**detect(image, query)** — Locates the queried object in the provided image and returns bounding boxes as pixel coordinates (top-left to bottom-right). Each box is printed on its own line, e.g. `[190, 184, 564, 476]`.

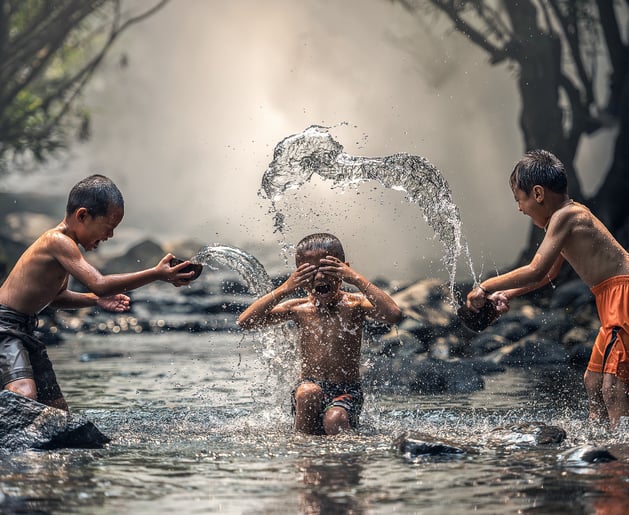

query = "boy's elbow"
[527, 267, 550, 284]
[386, 307, 404, 325]
[87, 279, 109, 297]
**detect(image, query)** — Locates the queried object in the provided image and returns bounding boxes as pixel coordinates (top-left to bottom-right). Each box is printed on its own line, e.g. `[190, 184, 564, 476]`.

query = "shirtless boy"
[467, 150, 629, 430]
[237, 233, 402, 435]
[0, 174, 197, 411]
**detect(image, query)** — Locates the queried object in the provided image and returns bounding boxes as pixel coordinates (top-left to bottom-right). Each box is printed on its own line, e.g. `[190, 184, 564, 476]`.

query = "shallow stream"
[2, 330, 628, 514]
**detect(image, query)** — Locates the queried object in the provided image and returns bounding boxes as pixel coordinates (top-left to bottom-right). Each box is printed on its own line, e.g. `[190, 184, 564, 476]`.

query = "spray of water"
[191, 244, 299, 401]
[192, 245, 274, 295]
[260, 125, 477, 304]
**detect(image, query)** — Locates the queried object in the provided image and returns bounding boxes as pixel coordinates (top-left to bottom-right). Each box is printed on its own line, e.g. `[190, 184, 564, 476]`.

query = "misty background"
[0, 0, 616, 284]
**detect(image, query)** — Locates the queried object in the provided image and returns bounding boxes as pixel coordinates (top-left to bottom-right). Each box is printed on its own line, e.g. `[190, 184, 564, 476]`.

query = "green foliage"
[0, 0, 169, 174]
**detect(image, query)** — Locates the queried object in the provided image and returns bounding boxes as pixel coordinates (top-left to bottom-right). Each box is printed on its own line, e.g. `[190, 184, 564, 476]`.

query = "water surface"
[2, 331, 628, 514]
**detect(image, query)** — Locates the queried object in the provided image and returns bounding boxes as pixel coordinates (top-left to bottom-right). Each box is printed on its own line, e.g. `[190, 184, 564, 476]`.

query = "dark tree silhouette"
[396, 0, 629, 264]
[0, 0, 169, 173]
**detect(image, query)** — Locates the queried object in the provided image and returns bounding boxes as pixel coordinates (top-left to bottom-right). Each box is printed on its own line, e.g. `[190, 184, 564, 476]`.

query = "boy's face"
[512, 186, 546, 229]
[297, 248, 343, 303]
[76, 205, 124, 251]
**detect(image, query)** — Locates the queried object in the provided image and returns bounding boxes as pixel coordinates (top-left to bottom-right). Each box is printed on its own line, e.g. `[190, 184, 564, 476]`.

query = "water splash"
[191, 245, 274, 296]
[260, 125, 477, 304]
[191, 244, 299, 396]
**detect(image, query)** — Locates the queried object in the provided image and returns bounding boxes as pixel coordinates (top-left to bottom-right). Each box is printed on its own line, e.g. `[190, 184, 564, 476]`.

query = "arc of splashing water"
[259, 125, 477, 305]
[191, 245, 274, 296]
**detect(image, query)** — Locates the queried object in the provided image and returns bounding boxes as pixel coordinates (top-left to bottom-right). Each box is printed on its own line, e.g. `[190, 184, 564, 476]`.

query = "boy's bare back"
[0, 226, 89, 315]
[545, 201, 629, 287]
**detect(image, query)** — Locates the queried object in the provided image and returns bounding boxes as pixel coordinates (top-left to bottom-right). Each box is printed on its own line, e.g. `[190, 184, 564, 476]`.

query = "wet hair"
[295, 233, 345, 264]
[66, 174, 124, 217]
[509, 149, 568, 195]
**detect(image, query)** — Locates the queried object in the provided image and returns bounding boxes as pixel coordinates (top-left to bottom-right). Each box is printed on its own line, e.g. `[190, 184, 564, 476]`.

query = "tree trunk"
[503, 1, 587, 265]
[591, 64, 629, 249]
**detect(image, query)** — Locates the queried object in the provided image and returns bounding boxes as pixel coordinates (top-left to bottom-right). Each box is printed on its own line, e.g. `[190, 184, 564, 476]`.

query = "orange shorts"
[587, 275, 629, 383]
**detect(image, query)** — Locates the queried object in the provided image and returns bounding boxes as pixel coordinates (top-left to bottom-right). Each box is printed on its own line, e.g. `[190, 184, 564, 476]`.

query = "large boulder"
[0, 391, 110, 452]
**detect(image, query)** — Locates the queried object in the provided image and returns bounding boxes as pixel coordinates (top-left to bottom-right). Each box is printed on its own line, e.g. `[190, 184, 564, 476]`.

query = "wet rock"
[485, 335, 570, 367]
[561, 326, 596, 347]
[377, 329, 427, 357]
[392, 279, 455, 335]
[102, 239, 165, 274]
[550, 280, 594, 309]
[534, 310, 572, 341]
[469, 333, 511, 356]
[487, 421, 566, 447]
[568, 343, 593, 367]
[468, 358, 506, 375]
[79, 352, 124, 362]
[558, 445, 617, 465]
[395, 431, 465, 459]
[489, 317, 540, 342]
[457, 300, 499, 332]
[405, 357, 484, 394]
[0, 390, 110, 452]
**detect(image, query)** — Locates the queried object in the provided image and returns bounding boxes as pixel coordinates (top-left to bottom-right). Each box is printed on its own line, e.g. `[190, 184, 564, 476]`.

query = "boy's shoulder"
[24, 225, 80, 261]
[33, 225, 74, 247]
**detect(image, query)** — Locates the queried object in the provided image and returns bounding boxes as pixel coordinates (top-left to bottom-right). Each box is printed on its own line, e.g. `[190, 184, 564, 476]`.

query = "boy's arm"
[468, 210, 571, 309]
[51, 232, 195, 296]
[319, 257, 403, 324]
[237, 263, 316, 329]
[498, 254, 565, 300]
[50, 290, 130, 312]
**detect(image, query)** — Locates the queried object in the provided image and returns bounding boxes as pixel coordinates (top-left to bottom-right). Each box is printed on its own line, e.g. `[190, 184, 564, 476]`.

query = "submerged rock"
[0, 390, 110, 452]
[558, 445, 618, 465]
[79, 352, 124, 362]
[487, 421, 566, 447]
[395, 431, 465, 459]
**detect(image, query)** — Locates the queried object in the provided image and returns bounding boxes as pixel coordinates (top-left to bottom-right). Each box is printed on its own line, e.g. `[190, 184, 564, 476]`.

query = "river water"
[2, 329, 628, 514]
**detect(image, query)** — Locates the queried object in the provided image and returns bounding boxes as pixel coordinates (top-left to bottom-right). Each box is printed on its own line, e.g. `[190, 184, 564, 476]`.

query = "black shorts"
[291, 378, 364, 431]
[0, 304, 62, 403]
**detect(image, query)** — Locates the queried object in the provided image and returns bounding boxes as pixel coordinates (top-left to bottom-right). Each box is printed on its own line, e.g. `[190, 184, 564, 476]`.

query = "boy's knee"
[601, 376, 629, 404]
[5, 378, 37, 400]
[584, 370, 602, 392]
[295, 382, 323, 404]
[323, 407, 350, 434]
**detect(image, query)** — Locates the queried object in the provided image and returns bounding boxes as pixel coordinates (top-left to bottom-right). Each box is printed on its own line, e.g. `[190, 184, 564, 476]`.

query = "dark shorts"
[0, 304, 63, 403]
[291, 378, 364, 431]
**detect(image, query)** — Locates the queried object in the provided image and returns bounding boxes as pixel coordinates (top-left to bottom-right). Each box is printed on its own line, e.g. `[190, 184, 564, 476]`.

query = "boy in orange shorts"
[466, 150, 629, 430]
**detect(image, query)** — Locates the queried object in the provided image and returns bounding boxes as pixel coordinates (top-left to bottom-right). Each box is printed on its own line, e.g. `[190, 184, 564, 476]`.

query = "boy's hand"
[97, 294, 131, 312]
[489, 291, 510, 314]
[319, 256, 354, 282]
[285, 263, 316, 293]
[466, 287, 487, 312]
[157, 254, 197, 286]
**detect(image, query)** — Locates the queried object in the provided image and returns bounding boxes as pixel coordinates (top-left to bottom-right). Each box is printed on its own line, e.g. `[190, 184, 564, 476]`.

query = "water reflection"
[0, 449, 106, 513]
[297, 455, 365, 514]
